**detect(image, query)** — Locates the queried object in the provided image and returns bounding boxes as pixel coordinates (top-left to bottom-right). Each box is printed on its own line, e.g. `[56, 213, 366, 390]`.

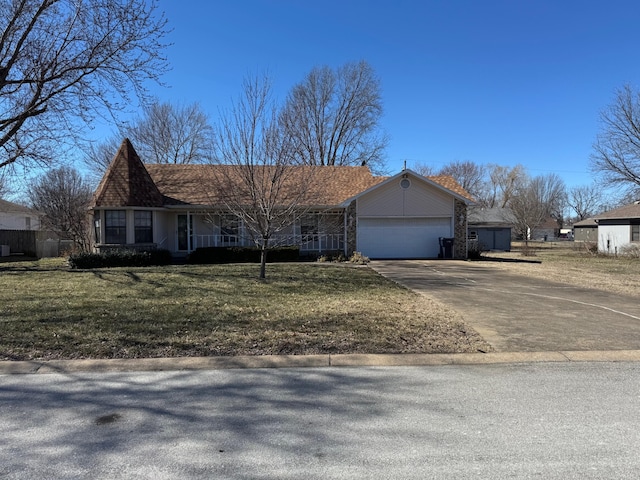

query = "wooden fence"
[0, 230, 74, 258]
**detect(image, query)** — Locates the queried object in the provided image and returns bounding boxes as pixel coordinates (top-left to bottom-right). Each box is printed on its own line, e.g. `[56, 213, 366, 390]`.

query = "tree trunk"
[259, 243, 267, 279]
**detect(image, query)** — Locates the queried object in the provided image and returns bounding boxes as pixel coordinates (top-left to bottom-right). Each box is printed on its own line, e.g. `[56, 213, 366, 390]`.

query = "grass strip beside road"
[0, 260, 490, 360]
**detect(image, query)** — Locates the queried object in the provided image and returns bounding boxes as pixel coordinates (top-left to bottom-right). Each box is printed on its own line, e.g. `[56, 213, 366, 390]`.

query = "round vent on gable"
[400, 178, 411, 189]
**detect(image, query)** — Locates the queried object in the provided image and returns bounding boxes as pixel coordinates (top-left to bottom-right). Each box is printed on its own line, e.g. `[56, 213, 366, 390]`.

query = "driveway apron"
[370, 260, 640, 352]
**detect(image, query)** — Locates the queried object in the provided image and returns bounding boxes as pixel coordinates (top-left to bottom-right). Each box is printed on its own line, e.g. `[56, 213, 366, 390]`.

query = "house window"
[134, 211, 153, 243]
[105, 210, 126, 244]
[632, 225, 639, 242]
[221, 215, 239, 245]
[25, 217, 31, 230]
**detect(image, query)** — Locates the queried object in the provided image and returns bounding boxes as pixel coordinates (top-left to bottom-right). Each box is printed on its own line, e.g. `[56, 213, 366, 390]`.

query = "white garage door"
[357, 217, 452, 259]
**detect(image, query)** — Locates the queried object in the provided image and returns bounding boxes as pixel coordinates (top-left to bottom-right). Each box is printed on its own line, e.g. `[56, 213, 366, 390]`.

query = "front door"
[177, 214, 193, 251]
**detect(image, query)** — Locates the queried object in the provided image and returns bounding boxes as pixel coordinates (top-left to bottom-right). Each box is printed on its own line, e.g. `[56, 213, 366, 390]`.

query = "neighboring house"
[530, 217, 559, 241]
[573, 218, 598, 243]
[467, 207, 513, 251]
[593, 202, 640, 255]
[89, 139, 475, 259]
[0, 199, 41, 230]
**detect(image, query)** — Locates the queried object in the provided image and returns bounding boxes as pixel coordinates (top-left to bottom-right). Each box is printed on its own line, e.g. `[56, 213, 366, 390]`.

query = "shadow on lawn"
[0, 261, 65, 273]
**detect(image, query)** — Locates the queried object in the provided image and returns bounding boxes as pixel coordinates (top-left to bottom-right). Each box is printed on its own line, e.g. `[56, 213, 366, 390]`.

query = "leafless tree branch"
[0, 0, 170, 171]
[209, 74, 318, 279]
[27, 165, 93, 251]
[280, 61, 388, 173]
[591, 84, 640, 191]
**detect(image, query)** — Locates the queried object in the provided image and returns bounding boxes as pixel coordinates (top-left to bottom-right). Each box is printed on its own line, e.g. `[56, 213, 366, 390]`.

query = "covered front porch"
[170, 211, 346, 255]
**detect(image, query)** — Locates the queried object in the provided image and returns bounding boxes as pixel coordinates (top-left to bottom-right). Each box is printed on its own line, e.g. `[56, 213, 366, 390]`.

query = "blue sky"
[97, 0, 640, 188]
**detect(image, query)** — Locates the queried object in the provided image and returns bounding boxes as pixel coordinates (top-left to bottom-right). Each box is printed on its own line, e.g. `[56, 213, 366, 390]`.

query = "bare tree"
[411, 161, 436, 176]
[211, 75, 316, 279]
[438, 160, 487, 201]
[591, 84, 640, 191]
[509, 173, 566, 248]
[567, 184, 604, 221]
[129, 101, 213, 164]
[83, 136, 122, 183]
[485, 164, 527, 208]
[84, 101, 214, 179]
[280, 61, 388, 173]
[0, 168, 11, 198]
[28, 166, 93, 251]
[0, 0, 169, 171]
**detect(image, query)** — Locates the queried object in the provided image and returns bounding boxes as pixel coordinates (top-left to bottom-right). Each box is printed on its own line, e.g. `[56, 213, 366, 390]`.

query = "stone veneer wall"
[453, 200, 468, 259]
[345, 200, 357, 256]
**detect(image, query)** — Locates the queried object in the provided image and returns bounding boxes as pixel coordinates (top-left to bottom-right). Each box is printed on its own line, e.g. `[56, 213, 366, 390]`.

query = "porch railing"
[193, 233, 344, 252]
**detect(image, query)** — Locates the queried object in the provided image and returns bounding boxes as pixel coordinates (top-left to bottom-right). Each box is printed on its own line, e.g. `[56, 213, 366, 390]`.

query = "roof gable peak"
[90, 139, 164, 208]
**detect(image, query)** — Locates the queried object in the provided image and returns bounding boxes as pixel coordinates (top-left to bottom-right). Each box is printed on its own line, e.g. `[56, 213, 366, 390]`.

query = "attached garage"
[357, 217, 452, 259]
[349, 171, 472, 259]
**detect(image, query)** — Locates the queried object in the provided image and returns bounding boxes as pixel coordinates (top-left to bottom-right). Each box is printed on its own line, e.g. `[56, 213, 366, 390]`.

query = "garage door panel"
[357, 217, 452, 259]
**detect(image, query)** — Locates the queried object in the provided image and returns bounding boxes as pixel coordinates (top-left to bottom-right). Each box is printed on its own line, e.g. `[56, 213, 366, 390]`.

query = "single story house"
[530, 217, 559, 241]
[0, 199, 41, 231]
[89, 139, 475, 259]
[467, 207, 513, 251]
[572, 217, 598, 243]
[593, 202, 640, 255]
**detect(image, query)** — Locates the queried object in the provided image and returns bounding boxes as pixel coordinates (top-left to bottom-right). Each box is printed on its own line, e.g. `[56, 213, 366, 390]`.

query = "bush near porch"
[186, 246, 300, 264]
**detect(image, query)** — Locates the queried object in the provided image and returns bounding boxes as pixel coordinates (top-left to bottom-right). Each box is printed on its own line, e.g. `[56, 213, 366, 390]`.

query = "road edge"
[2, 350, 640, 375]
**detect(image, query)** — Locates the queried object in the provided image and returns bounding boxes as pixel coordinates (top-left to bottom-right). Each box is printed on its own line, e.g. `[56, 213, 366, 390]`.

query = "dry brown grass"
[483, 241, 640, 297]
[0, 259, 490, 360]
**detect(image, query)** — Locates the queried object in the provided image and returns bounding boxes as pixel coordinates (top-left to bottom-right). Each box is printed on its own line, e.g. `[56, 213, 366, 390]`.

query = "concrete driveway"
[371, 260, 640, 352]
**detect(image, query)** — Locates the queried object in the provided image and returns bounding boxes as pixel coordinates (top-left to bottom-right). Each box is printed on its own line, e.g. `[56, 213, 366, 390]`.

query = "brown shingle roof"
[90, 139, 164, 208]
[594, 202, 640, 220]
[425, 175, 475, 202]
[573, 217, 598, 227]
[0, 198, 39, 215]
[145, 164, 384, 207]
[90, 140, 472, 208]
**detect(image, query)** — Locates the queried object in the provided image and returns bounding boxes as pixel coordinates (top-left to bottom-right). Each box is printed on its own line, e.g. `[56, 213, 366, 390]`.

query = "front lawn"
[0, 260, 490, 360]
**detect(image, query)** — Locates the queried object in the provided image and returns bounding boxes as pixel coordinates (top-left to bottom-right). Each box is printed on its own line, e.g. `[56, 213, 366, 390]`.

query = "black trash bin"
[438, 237, 454, 259]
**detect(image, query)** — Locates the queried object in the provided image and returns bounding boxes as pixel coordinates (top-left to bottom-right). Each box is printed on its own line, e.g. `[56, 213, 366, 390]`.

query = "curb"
[2, 350, 640, 375]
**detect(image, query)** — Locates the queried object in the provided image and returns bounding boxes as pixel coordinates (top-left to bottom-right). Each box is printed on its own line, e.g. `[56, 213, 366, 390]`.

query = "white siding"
[154, 211, 172, 250]
[598, 225, 631, 254]
[0, 212, 40, 230]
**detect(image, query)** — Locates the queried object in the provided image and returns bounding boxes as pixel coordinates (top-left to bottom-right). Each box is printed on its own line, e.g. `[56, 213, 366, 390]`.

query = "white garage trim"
[357, 216, 453, 259]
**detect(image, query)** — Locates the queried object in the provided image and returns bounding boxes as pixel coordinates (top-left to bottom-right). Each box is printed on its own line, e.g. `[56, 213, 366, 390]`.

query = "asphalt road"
[1, 363, 640, 479]
[371, 260, 640, 352]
